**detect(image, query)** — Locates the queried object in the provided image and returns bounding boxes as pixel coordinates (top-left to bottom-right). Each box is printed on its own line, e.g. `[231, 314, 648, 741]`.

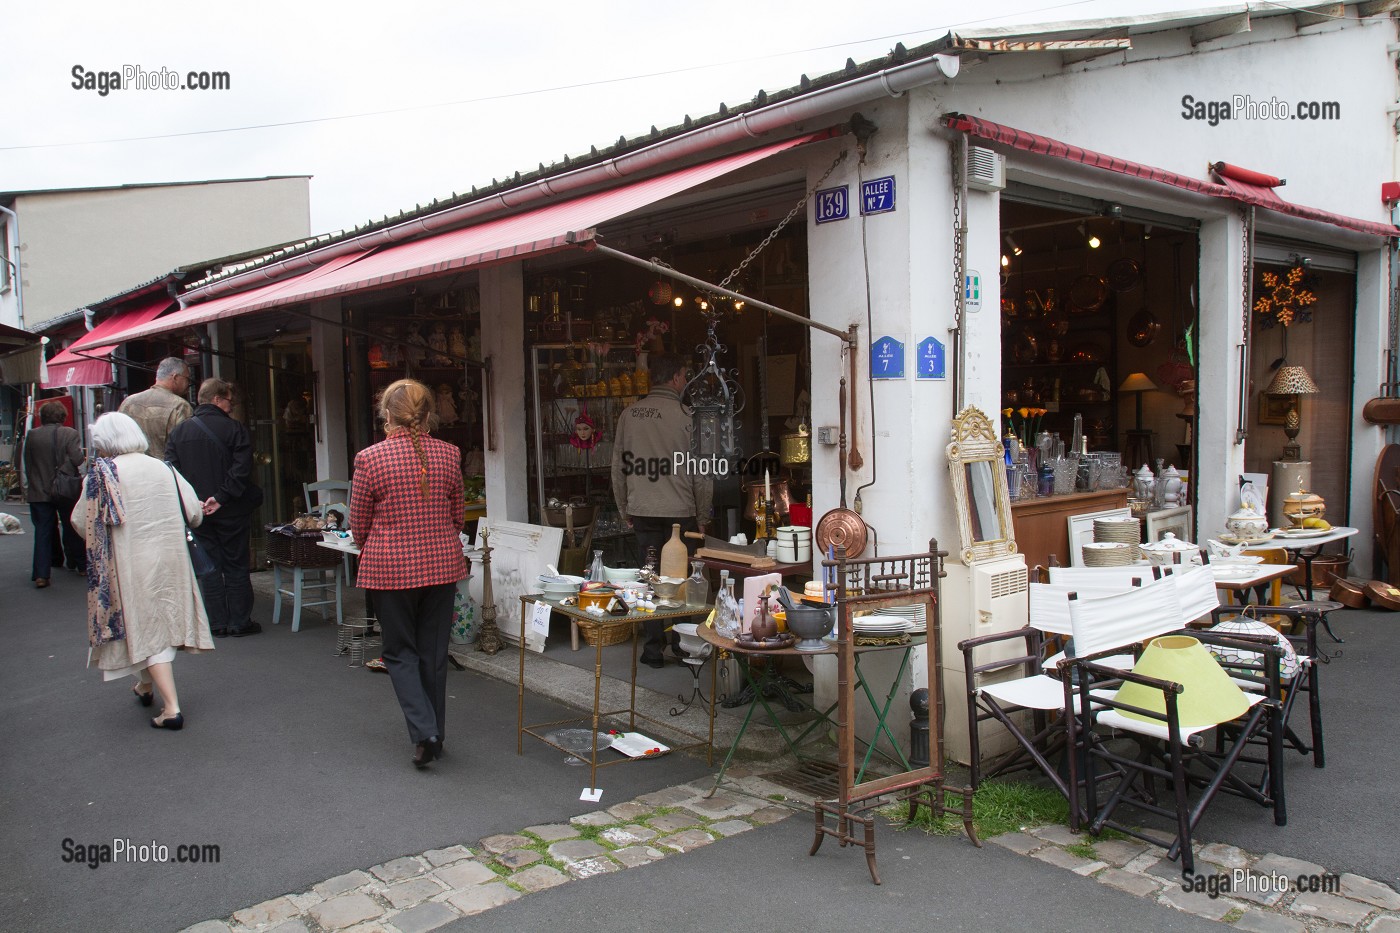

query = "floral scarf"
[83, 457, 126, 647]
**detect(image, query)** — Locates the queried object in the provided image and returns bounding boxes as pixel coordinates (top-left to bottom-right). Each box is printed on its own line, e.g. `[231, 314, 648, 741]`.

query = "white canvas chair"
[957, 574, 1148, 816]
[1065, 575, 1285, 877]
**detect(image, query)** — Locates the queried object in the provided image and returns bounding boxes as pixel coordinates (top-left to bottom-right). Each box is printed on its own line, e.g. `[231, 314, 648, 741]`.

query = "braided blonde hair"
[378, 379, 439, 498]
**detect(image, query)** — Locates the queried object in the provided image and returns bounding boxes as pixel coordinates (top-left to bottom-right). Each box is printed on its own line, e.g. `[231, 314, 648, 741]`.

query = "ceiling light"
[1001, 254, 1010, 268]
[1088, 235, 1101, 249]
[673, 296, 684, 308]
[1003, 234, 1022, 256]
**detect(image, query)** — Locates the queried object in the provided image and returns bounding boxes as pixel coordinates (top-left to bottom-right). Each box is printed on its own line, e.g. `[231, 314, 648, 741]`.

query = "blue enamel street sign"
[917, 336, 946, 380]
[871, 336, 905, 380]
[860, 176, 896, 215]
[815, 185, 848, 224]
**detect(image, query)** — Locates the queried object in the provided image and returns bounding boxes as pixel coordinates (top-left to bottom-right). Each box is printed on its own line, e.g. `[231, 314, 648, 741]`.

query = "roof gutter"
[183, 51, 961, 305]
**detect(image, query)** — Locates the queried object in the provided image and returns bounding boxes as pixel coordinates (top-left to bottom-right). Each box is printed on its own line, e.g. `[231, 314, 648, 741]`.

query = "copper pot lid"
[815, 508, 868, 559]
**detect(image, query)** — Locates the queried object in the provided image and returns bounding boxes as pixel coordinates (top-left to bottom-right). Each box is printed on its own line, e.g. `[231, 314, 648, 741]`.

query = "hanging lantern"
[682, 314, 744, 461]
[647, 280, 673, 305]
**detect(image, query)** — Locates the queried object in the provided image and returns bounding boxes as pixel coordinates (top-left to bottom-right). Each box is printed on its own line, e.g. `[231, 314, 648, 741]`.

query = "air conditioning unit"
[967, 147, 1006, 192]
[941, 554, 1030, 765]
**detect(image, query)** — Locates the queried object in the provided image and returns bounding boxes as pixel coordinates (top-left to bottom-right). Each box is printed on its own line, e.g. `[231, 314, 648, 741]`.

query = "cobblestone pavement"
[180, 770, 806, 933]
[967, 823, 1400, 933]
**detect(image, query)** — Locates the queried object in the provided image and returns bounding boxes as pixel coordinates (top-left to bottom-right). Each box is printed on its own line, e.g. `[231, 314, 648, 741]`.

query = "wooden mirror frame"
[946, 406, 1018, 564]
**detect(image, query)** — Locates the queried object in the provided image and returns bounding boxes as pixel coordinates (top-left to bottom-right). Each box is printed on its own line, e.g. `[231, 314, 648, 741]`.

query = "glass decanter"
[685, 559, 710, 608]
[715, 578, 741, 639]
[587, 549, 605, 583]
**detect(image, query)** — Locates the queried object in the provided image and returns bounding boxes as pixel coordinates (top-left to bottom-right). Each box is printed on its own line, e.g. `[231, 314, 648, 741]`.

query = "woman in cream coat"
[72, 412, 214, 730]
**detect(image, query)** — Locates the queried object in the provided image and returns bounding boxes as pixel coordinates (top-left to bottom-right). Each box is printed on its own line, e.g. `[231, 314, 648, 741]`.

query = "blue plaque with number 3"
[917, 337, 946, 380]
[870, 336, 905, 380]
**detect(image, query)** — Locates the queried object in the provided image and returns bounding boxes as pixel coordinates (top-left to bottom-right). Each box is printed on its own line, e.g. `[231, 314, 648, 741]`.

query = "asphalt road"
[2, 526, 1395, 931]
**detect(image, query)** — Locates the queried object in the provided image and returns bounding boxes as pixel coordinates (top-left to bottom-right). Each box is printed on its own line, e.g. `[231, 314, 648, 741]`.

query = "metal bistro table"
[515, 595, 713, 793]
[698, 625, 926, 800]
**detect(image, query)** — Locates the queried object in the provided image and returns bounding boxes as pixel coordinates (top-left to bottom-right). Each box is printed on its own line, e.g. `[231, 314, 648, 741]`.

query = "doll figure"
[404, 324, 428, 368]
[458, 376, 479, 427]
[381, 326, 401, 368]
[436, 383, 459, 425]
[449, 325, 468, 360]
[570, 412, 598, 450]
[428, 323, 450, 366]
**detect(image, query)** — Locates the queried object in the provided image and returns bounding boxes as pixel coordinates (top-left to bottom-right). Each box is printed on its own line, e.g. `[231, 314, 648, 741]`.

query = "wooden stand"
[809, 540, 979, 884]
[1010, 489, 1130, 569]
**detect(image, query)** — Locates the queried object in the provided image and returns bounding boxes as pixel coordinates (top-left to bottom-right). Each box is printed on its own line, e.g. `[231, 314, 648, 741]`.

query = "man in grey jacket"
[22, 400, 85, 587]
[611, 354, 713, 667]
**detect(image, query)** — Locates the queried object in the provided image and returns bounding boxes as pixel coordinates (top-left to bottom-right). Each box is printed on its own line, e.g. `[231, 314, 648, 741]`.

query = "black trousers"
[192, 514, 254, 634]
[374, 583, 456, 744]
[631, 516, 698, 660]
[30, 500, 84, 580]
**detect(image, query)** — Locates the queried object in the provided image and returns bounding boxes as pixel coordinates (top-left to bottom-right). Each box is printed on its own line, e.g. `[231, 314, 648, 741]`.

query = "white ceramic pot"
[1225, 508, 1270, 540]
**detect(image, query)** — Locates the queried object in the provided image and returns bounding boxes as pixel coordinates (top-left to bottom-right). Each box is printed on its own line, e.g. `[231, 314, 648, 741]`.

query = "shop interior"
[1001, 197, 1201, 468]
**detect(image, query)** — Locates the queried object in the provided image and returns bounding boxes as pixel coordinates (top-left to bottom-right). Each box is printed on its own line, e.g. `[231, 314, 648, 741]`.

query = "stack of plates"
[1094, 517, 1142, 561]
[851, 616, 914, 636]
[1082, 542, 1133, 567]
[870, 604, 927, 634]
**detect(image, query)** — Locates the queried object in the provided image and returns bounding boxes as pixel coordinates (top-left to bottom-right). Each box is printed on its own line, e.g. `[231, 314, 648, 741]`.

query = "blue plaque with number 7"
[870, 336, 905, 380]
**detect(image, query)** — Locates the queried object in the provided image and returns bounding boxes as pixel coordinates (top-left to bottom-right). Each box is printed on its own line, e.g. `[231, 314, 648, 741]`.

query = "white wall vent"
[967, 147, 1006, 192]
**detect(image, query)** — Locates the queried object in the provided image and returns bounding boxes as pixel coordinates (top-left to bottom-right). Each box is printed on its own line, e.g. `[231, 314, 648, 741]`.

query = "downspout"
[0, 205, 23, 329]
[183, 54, 962, 304]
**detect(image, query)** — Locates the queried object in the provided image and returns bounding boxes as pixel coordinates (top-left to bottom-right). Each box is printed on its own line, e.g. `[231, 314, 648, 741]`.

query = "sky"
[2, 0, 1240, 237]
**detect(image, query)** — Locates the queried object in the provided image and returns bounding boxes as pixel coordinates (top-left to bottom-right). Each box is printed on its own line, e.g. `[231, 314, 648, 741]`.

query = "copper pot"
[744, 478, 791, 521]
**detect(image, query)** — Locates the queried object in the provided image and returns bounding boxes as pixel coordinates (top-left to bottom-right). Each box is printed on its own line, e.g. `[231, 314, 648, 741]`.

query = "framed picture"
[1259, 393, 1294, 426]
[1066, 507, 1134, 567]
[1145, 505, 1193, 544]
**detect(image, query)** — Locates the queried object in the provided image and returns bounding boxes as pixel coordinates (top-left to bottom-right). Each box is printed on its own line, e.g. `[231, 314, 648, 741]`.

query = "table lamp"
[1264, 364, 1319, 462]
[1114, 635, 1250, 728]
[1119, 372, 1157, 467]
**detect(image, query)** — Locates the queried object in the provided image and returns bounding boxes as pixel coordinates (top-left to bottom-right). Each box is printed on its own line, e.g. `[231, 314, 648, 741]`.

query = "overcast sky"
[3, 0, 1219, 236]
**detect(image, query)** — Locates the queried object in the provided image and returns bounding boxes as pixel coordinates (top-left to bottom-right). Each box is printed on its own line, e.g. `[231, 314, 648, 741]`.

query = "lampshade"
[1264, 364, 1319, 396]
[1118, 372, 1157, 393]
[1112, 635, 1250, 728]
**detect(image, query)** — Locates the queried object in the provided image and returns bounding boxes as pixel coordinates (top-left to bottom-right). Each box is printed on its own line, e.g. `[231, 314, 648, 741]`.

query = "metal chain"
[715, 150, 849, 292]
[951, 141, 966, 330]
[1237, 204, 1254, 444]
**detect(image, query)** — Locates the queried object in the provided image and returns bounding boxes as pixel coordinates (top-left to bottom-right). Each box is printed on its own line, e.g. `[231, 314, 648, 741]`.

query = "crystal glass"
[1051, 457, 1077, 495]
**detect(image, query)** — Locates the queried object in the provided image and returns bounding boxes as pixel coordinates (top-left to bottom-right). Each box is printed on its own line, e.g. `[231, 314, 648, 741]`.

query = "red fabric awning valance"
[945, 113, 1398, 238]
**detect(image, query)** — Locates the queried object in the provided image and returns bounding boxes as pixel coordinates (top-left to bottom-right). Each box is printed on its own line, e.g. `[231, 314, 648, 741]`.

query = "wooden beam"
[1358, 0, 1400, 17]
[1190, 12, 1251, 47]
[1293, 3, 1344, 30]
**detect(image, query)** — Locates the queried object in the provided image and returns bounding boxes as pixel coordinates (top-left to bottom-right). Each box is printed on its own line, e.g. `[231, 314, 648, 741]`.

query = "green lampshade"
[1113, 635, 1250, 728]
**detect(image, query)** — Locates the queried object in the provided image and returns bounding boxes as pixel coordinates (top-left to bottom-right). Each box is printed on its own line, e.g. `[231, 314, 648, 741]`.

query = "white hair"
[91, 411, 150, 456]
[156, 357, 188, 382]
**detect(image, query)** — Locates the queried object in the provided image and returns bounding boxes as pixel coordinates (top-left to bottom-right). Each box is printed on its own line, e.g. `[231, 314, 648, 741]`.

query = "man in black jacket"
[166, 378, 263, 637]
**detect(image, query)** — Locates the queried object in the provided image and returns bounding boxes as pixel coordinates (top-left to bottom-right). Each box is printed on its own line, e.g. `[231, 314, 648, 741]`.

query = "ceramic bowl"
[604, 567, 641, 584]
[785, 604, 835, 650]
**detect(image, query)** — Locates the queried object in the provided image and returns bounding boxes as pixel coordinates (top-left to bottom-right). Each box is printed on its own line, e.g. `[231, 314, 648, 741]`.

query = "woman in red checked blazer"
[350, 379, 467, 769]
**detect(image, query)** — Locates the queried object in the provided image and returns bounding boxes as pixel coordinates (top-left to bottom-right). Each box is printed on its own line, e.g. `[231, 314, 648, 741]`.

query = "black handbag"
[167, 464, 217, 577]
[50, 432, 83, 501]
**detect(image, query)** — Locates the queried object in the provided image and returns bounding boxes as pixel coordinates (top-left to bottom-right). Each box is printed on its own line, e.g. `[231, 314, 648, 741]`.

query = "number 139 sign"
[815, 185, 849, 224]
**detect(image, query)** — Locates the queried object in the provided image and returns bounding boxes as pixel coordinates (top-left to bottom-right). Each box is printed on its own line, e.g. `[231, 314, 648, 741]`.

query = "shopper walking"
[610, 353, 712, 668]
[350, 379, 467, 769]
[165, 379, 263, 638]
[23, 400, 85, 587]
[72, 412, 214, 730]
[118, 357, 193, 461]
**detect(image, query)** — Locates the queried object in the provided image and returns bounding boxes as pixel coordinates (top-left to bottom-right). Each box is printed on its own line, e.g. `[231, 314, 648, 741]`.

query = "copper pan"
[815, 377, 869, 559]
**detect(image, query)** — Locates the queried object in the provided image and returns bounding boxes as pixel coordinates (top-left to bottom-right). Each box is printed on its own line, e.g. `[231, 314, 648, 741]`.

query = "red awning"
[42, 348, 112, 389]
[67, 295, 175, 354]
[125, 132, 825, 340]
[945, 113, 1399, 238]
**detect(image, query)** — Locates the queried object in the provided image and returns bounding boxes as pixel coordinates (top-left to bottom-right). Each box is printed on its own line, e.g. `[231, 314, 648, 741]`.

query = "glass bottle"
[685, 559, 709, 608]
[716, 578, 741, 639]
[587, 549, 605, 583]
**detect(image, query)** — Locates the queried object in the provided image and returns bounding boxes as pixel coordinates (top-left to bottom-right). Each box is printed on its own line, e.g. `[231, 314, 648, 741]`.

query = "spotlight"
[673, 296, 684, 308]
[1003, 234, 1022, 256]
[1001, 254, 1010, 268]
[1088, 235, 1101, 249]
[1143, 224, 1154, 240]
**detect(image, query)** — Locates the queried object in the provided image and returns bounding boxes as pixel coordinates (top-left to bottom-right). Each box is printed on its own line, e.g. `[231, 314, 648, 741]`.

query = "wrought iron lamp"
[1264, 363, 1319, 462]
[682, 311, 744, 462]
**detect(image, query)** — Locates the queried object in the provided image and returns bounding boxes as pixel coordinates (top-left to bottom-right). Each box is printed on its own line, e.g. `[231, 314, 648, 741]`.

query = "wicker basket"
[265, 525, 342, 568]
[580, 621, 631, 648]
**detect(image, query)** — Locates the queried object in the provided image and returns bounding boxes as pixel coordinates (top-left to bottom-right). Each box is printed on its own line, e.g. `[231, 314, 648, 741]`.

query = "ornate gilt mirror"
[946, 406, 1017, 564]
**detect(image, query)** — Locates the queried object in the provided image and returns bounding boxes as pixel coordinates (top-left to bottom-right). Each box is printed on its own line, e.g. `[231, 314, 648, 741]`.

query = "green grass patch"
[767, 794, 787, 802]
[1064, 841, 1097, 860]
[892, 780, 1071, 839]
[1221, 907, 1245, 924]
